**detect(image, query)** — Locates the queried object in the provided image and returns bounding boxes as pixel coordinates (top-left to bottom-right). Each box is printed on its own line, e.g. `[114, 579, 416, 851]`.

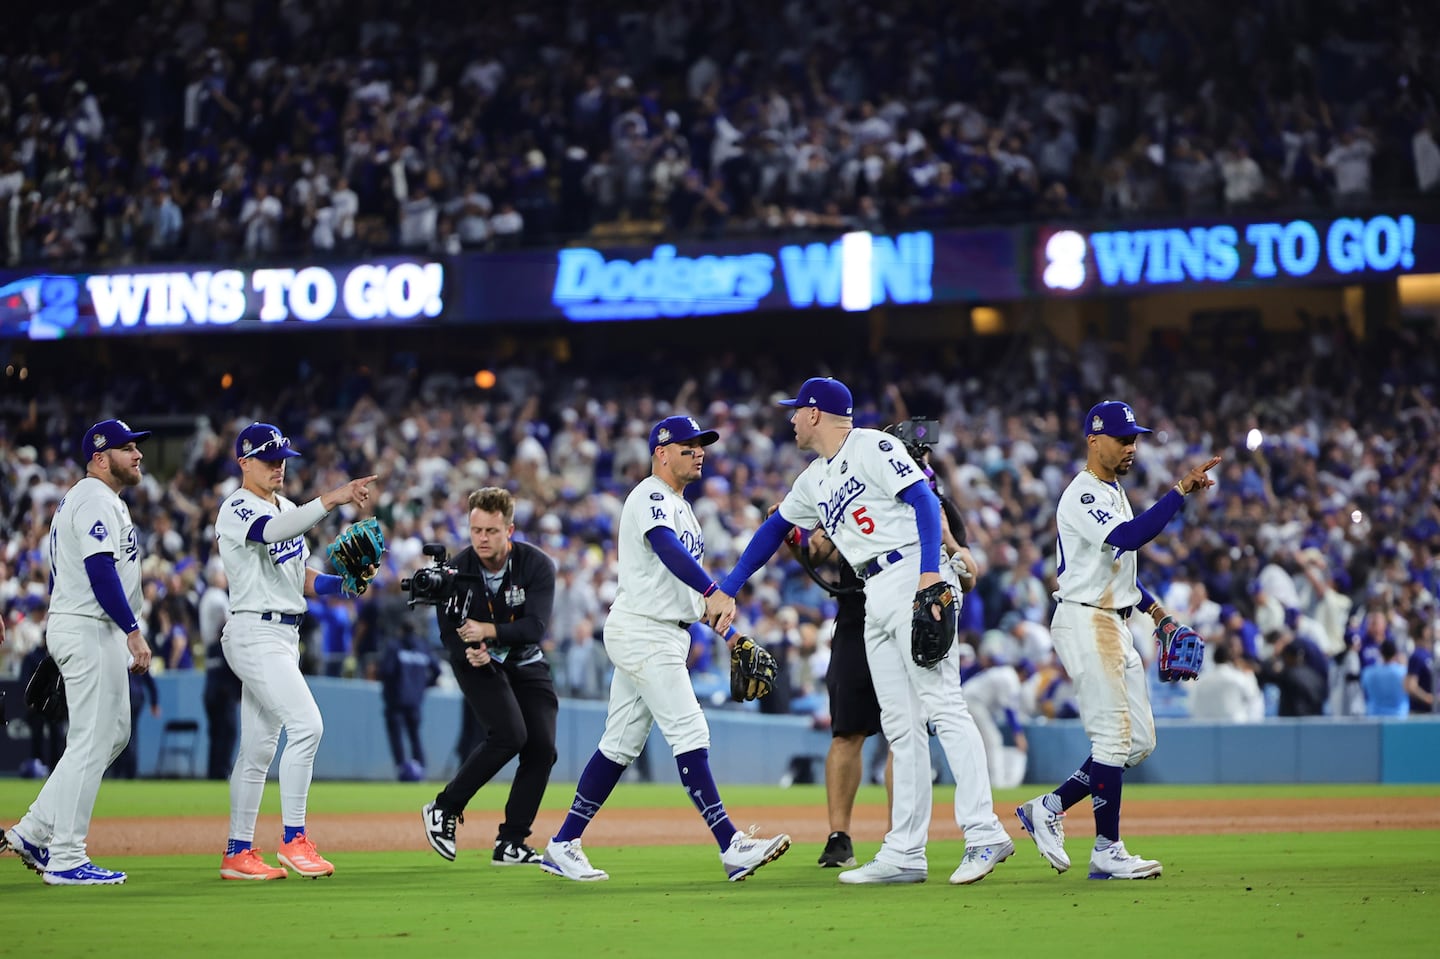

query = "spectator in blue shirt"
[1361, 639, 1410, 717]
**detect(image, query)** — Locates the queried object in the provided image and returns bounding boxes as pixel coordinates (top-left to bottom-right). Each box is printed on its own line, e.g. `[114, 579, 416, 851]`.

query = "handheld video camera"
[884, 417, 941, 461]
[400, 543, 477, 609]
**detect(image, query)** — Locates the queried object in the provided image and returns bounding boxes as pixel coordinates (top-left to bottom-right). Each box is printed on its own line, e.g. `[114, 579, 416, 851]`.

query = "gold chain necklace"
[1084, 466, 1115, 486]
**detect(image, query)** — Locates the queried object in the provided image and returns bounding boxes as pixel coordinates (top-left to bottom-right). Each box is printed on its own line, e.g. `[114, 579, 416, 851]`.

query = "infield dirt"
[86, 795, 1439, 857]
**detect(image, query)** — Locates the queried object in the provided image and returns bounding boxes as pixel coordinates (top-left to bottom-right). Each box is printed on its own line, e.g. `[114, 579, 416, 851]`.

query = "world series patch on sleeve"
[326, 518, 386, 595]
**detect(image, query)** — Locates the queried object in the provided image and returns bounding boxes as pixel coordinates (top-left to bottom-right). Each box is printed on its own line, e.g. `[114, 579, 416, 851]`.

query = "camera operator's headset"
[792, 417, 940, 598]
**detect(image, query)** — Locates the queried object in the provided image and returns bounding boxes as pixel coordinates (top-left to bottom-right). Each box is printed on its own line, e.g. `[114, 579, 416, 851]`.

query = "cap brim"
[694, 429, 719, 446]
[776, 397, 803, 408]
[126, 430, 153, 443]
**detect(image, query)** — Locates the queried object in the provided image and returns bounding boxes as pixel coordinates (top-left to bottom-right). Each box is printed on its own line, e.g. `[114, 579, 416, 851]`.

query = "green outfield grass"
[1, 782, 1435, 959]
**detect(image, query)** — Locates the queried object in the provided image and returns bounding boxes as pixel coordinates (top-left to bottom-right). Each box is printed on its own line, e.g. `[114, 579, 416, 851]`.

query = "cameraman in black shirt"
[421, 487, 560, 866]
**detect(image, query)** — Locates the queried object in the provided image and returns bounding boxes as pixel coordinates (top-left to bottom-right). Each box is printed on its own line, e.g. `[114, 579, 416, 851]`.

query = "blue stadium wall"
[113, 674, 1440, 784]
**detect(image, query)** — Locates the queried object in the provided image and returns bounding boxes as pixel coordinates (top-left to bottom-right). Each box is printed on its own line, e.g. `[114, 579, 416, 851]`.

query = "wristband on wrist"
[703, 582, 718, 598]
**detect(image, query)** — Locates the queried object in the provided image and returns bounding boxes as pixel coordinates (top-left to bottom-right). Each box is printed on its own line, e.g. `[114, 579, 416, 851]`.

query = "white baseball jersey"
[1054, 470, 1141, 609]
[215, 488, 311, 615]
[778, 427, 929, 570]
[47, 477, 142, 620]
[609, 475, 706, 624]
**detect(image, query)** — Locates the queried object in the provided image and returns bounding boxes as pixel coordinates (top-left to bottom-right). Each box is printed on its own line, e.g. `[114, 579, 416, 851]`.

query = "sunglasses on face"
[243, 435, 291, 459]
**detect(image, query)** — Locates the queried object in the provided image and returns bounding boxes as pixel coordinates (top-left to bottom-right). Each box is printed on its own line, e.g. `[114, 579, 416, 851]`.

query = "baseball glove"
[1155, 615, 1204, 682]
[326, 517, 386, 596]
[24, 654, 66, 722]
[911, 582, 957, 668]
[730, 635, 778, 702]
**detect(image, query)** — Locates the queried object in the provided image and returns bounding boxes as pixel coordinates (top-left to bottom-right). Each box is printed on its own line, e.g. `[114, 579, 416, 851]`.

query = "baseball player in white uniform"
[1016, 401, 1218, 879]
[718, 377, 1012, 886]
[2, 419, 154, 885]
[215, 422, 376, 881]
[541, 415, 791, 883]
[962, 646, 1028, 790]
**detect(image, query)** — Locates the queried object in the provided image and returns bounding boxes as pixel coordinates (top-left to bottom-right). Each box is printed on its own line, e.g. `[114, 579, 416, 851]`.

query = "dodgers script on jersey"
[48, 477, 142, 619]
[610, 475, 707, 624]
[215, 488, 310, 614]
[1055, 471, 1142, 609]
[778, 428, 928, 569]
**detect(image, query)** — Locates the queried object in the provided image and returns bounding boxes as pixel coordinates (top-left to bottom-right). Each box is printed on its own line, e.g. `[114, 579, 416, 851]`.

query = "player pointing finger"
[1175, 456, 1222, 495]
[323, 475, 378, 510]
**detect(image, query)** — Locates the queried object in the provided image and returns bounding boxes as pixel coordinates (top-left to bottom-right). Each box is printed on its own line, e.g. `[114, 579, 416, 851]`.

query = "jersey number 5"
[851, 506, 875, 534]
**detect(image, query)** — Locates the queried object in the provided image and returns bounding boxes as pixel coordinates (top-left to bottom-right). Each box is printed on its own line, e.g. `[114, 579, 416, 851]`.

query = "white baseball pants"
[222, 613, 324, 840]
[1049, 601, 1155, 768]
[597, 609, 710, 763]
[14, 614, 131, 870]
[863, 552, 1009, 870]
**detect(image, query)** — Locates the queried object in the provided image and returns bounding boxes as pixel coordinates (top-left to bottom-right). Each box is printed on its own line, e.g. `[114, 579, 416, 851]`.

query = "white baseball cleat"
[720, 826, 791, 882]
[540, 838, 609, 882]
[1016, 797, 1071, 873]
[837, 858, 927, 885]
[949, 838, 1015, 885]
[1087, 841, 1163, 880]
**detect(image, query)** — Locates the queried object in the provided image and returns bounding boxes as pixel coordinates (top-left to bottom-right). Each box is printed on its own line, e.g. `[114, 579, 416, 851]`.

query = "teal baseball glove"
[326, 518, 386, 596]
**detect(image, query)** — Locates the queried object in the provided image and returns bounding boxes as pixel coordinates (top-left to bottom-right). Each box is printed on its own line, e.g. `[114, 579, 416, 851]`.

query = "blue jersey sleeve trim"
[899, 479, 942, 574]
[1104, 488, 1184, 553]
[645, 526, 716, 596]
[83, 553, 140, 633]
[719, 511, 792, 596]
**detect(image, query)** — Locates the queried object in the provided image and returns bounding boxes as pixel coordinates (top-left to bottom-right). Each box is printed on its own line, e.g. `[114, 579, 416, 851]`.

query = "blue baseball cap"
[81, 419, 151, 460]
[1085, 401, 1151, 437]
[236, 422, 301, 461]
[649, 415, 719, 451]
[778, 376, 853, 416]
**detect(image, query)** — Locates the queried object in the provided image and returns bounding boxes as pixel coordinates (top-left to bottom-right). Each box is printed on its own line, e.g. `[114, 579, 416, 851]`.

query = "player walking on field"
[215, 423, 376, 880]
[540, 415, 791, 883]
[1016, 401, 1219, 879]
[2, 419, 154, 885]
[718, 378, 1012, 886]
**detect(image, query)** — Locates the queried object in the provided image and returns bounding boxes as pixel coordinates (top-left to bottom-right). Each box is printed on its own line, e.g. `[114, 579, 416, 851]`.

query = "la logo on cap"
[1124, 407, 1136, 423]
[686, 417, 699, 429]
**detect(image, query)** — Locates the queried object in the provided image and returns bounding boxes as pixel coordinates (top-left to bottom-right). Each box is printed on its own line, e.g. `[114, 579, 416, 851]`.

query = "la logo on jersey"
[89, 520, 108, 541]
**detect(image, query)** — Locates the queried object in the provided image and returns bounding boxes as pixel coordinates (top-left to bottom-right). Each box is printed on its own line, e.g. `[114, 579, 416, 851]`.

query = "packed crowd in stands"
[2, 0, 1439, 267]
[2, 320, 1437, 732]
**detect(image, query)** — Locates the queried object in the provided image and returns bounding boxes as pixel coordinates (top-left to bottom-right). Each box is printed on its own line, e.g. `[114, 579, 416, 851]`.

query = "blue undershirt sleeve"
[646, 527, 717, 596]
[1104, 489, 1184, 553]
[83, 553, 140, 633]
[1137, 581, 1158, 614]
[718, 510, 793, 596]
[899, 480, 941, 574]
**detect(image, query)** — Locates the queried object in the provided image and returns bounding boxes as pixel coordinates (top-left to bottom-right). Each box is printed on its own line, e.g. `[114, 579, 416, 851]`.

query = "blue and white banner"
[1035, 214, 1425, 295]
[460, 228, 1021, 322]
[0, 259, 445, 339]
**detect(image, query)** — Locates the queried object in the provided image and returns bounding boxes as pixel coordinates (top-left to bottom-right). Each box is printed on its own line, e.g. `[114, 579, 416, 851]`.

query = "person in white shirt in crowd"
[1324, 126, 1376, 207]
[1188, 641, 1264, 722]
